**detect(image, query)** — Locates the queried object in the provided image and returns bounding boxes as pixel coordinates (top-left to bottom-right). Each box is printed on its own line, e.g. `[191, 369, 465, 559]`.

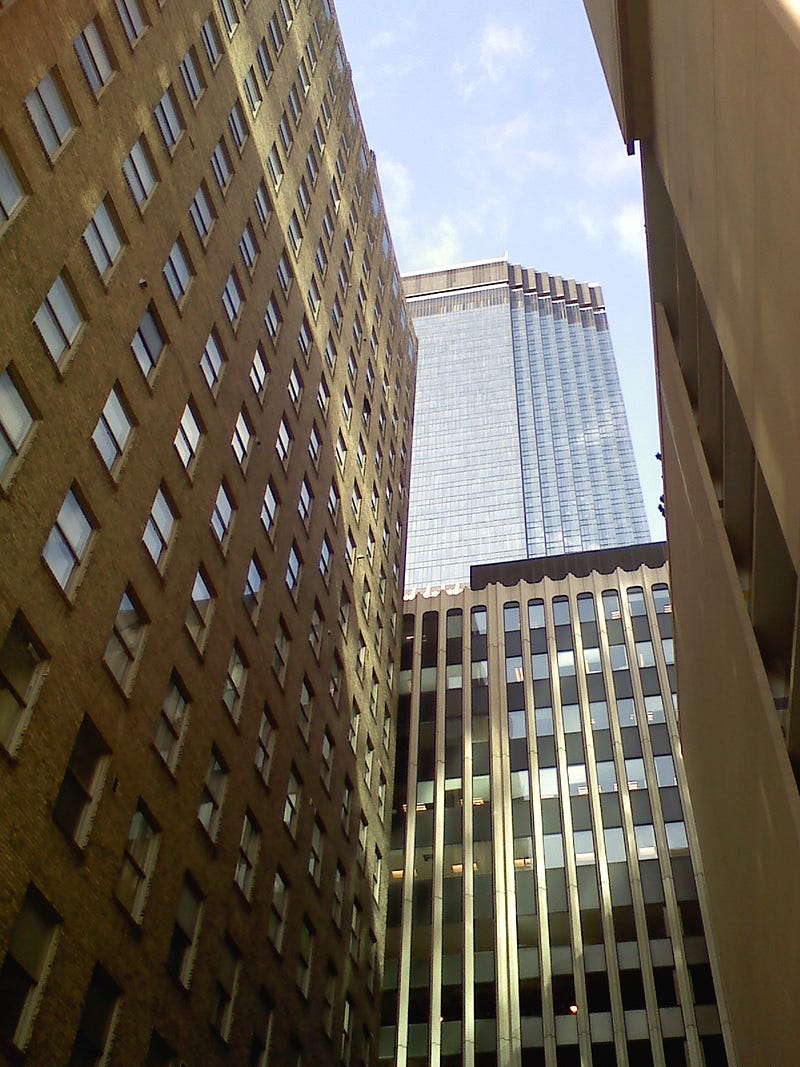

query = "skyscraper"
[0, 2, 414, 1064]
[582, 3, 800, 1063]
[403, 261, 650, 590]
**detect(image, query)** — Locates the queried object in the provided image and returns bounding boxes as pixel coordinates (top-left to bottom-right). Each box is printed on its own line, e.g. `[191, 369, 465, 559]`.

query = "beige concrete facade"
[0, 1, 415, 1064]
[583, 2, 800, 1063]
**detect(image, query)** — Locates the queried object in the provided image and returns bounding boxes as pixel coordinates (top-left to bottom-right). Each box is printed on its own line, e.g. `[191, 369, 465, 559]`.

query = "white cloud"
[453, 21, 529, 98]
[579, 131, 635, 187]
[376, 159, 465, 272]
[369, 29, 396, 48]
[612, 201, 647, 262]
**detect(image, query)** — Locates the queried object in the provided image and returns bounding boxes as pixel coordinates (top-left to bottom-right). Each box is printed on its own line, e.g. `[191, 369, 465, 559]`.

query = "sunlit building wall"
[402, 262, 650, 591]
[0, 1, 415, 1064]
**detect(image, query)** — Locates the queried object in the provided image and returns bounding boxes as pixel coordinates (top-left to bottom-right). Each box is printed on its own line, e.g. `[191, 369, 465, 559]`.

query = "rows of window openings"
[4, 88, 411, 553]
[2, 0, 412, 365]
[386, 599, 714, 1066]
[1, 641, 388, 1059]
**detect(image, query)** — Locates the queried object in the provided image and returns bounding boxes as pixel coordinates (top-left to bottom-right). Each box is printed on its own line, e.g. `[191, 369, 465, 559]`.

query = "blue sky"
[334, 0, 665, 539]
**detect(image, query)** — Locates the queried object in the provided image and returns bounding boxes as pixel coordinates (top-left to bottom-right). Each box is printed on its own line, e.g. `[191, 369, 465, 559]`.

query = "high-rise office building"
[0, 2, 415, 1064]
[403, 261, 650, 591]
[582, 3, 800, 1063]
[382, 549, 732, 1067]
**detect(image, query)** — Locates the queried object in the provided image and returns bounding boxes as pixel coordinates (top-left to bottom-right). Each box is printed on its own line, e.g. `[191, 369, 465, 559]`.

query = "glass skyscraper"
[403, 260, 650, 591]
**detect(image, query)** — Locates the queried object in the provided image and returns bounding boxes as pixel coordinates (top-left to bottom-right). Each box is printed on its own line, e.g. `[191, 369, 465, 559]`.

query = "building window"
[287, 363, 302, 409]
[254, 179, 271, 229]
[185, 567, 214, 649]
[261, 480, 279, 539]
[264, 293, 282, 340]
[278, 112, 293, 154]
[210, 481, 235, 547]
[266, 144, 284, 189]
[277, 251, 293, 295]
[218, 0, 238, 37]
[0, 614, 47, 756]
[33, 271, 83, 365]
[0, 368, 35, 482]
[123, 135, 157, 208]
[131, 305, 165, 381]
[155, 674, 189, 771]
[74, 19, 114, 93]
[116, 803, 160, 921]
[174, 398, 203, 472]
[200, 328, 225, 392]
[275, 416, 292, 468]
[221, 269, 244, 328]
[201, 15, 223, 67]
[198, 748, 227, 840]
[231, 407, 253, 467]
[189, 181, 215, 242]
[335, 432, 347, 472]
[309, 601, 323, 659]
[268, 15, 284, 55]
[163, 236, 194, 305]
[333, 864, 345, 927]
[166, 877, 203, 987]
[243, 556, 265, 620]
[298, 676, 313, 739]
[272, 618, 290, 686]
[308, 820, 324, 885]
[52, 716, 110, 847]
[255, 707, 275, 783]
[228, 100, 248, 152]
[0, 886, 61, 1052]
[68, 966, 121, 1067]
[115, 0, 147, 42]
[210, 137, 233, 193]
[317, 376, 330, 416]
[317, 729, 334, 792]
[25, 70, 75, 161]
[92, 384, 132, 475]
[349, 700, 361, 751]
[239, 221, 259, 273]
[243, 66, 262, 115]
[268, 870, 288, 951]
[341, 777, 352, 834]
[283, 767, 301, 837]
[179, 46, 205, 105]
[83, 198, 123, 278]
[0, 143, 25, 227]
[330, 653, 342, 706]
[211, 938, 240, 1042]
[234, 811, 260, 899]
[143, 486, 176, 569]
[103, 587, 147, 691]
[296, 920, 313, 998]
[308, 423, 321, 468]
[345, 530, 356, 572]
[288, 84, 302, 125]
[42, 487, 94, 594]
[154, 87, 184, 152]
[222, 644, 247, 722]
[298, 477, 313, 526]
[319, 534, 332, 583]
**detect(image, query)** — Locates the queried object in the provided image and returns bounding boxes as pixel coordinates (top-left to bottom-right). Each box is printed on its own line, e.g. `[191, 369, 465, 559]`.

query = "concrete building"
[402, 262, 650, 592]
[381, 547, 731, 1067]
[582, 2, 800, 1063]
[0, 1, 415, 1064]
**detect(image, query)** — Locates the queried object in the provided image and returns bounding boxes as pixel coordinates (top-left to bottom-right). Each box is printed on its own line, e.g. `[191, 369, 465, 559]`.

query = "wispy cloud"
[578, 131, 634, 187]
[369, 29, 397, 48]
[612, 201, 647, 262]
[376, 158, 467, 271]
[546, 197, 646, 263]
[452, 22, 529, 99]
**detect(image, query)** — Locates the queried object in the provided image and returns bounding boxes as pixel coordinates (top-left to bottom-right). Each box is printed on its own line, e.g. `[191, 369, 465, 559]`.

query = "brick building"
[0, 1, 415, 1063]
